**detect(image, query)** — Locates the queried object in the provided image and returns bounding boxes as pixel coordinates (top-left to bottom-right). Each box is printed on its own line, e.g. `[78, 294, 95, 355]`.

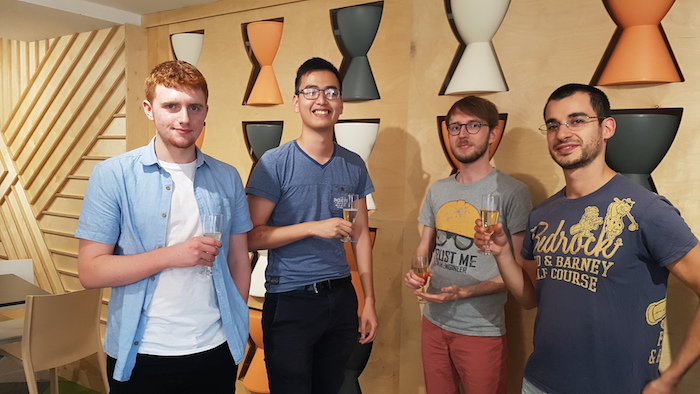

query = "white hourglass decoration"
[170, 31, 204, 66]
[334, 121, 379, 210]
[444, 0, 510, 94]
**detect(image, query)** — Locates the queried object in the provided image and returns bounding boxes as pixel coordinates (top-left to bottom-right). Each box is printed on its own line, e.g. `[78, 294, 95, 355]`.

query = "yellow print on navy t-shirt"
[532, 197, 638, 293]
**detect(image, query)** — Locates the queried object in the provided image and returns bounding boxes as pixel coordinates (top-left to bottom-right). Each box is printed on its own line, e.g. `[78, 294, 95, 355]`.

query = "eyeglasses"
[446, 121, 488, 136]
[539, 115, 606, 133]
[296, 87, 342, 100]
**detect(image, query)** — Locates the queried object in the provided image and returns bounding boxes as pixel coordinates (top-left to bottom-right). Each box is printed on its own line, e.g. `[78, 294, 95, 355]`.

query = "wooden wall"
[2, 0, 700, 393]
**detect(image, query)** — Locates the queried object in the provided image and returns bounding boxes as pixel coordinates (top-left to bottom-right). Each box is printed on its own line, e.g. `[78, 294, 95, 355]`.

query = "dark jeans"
[263, 278, 358, 394]
[107, 342, 237, 394]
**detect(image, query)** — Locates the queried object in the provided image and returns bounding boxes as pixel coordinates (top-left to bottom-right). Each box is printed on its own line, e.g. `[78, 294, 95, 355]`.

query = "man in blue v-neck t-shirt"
[246, 57, 378, 394]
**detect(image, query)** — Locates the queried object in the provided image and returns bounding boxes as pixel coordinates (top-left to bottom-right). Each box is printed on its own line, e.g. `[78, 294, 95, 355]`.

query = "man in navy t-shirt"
[476, 83, 700, 394]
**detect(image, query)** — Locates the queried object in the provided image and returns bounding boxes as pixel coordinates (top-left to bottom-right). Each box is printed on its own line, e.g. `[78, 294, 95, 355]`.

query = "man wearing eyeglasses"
[476, 83, 700, 393]
[246, 57, 378, 393]
[403, 96, 532, 394]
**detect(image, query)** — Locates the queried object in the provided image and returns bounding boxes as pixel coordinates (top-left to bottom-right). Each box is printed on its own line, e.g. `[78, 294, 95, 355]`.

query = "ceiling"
[0, 0, 220, 42]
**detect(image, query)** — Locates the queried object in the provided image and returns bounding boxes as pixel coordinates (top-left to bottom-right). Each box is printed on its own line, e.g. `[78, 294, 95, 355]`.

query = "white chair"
[0, 289, 109, 394]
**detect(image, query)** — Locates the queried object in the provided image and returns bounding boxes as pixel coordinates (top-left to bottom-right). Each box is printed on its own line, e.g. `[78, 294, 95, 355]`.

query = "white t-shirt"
[139, 160, 226, 355]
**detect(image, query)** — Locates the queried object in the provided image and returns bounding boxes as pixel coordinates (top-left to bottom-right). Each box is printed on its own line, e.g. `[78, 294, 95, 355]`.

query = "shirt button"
[161, 213, 166, 217]
[133, 341, 139, 346]
[150, 276, 155, 281]
[141, 308, 145, 313]
[165, 186, 171, 191]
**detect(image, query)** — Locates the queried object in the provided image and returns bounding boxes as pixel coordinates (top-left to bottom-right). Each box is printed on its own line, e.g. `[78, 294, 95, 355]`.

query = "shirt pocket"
[201, 197, 232, 231]
[330, 184, 356, 216]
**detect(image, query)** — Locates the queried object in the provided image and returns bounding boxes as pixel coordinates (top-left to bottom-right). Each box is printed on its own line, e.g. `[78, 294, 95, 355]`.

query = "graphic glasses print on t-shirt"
[433, 200, 480, 273]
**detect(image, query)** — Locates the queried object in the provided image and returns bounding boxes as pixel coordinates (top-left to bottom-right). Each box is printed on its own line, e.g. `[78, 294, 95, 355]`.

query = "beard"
[451, 138, 489, 164]
[551, 132, 604, 170]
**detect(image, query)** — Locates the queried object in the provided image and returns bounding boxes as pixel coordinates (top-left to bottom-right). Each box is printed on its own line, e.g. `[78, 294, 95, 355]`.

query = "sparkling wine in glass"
[479, 194, 500, 255]
[342, 194, 359, 242]
[199, 214, 223, 276]
[412, 255, 431, 304]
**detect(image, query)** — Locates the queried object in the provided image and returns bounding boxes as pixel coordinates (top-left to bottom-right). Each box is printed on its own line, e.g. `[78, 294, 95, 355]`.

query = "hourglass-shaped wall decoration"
[171, 30, 206, 147]
[170, 30, 205, 66]
[334, 120, 379, 210]
[331, 2, 383, 101]
[442, 0, 510, 94]
[244, 20, 284, 105]
[438, 114, 507, 174]
[593, 0, 682, 86]
[606, 108, 682, 192]
[243, 122, 284, 168]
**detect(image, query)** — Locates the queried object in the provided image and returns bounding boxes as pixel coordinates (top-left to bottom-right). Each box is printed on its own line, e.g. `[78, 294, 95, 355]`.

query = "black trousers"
[107, 342, 237, 394]
[263, 279, 358, 394]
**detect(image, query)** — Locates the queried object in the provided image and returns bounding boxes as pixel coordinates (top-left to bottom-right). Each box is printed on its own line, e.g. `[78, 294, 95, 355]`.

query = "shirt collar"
[140, 137, 207, 168]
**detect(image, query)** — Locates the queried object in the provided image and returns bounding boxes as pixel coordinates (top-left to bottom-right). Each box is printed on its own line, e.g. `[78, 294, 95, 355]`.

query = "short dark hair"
[145, 60, 208, 103]
[544, 83, 610, 120]
[446, 96, 499, 129]
[294, 57, 342, 93]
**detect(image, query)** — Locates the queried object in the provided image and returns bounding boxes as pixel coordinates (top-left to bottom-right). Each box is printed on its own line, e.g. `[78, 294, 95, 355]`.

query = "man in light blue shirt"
[75, 60, 252, 393]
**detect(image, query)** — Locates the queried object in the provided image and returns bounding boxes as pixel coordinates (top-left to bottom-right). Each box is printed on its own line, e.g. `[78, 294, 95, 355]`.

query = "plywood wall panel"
[44, 197, 83, 217]
[27, 77, 126, 208]
[87, 138, 127, 157]
[61, 178, 89, 196]
[40, 215, 79, 235]
[0, 25, 130, 298]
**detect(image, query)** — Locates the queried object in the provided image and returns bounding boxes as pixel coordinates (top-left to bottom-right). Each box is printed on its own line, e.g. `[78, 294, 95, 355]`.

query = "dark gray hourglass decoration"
[331, 2, 384, 101]
[606, 108, 682, 192]
[244, 122, 283, 170]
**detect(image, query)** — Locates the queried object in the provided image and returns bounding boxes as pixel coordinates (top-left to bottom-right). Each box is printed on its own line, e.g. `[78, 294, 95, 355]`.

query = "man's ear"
[292, 94, 300, 113]
[488, 126, 500, 145]
[602, 116, 616, 142]
[143, 100, 154, 120]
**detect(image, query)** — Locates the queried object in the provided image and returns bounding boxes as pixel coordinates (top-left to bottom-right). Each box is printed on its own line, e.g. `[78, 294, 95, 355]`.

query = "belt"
[299, 276, 352, 294]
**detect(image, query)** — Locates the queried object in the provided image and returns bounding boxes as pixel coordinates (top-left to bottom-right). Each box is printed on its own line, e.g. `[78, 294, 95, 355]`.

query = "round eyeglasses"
[296, 87, 341, 100]
[446, 121, 488, 136]
[539, 115, 606, 133]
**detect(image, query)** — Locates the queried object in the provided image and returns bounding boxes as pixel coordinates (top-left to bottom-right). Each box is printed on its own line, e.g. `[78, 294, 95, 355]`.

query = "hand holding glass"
[199, 214, 223, 276]
[479, 194, 500, 255]
[412, 255, 431, 304]
[342, 194, 359, 242]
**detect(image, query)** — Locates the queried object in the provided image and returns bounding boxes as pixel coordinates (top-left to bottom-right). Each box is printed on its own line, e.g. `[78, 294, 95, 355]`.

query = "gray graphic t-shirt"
[419, 169, 531, 336]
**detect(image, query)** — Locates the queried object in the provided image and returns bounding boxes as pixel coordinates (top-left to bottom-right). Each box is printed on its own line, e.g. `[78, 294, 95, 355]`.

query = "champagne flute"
[199, 214, 223, 276]
[342, 194, 359, 242]
[479, 194, 500, 255]
[412, 255, 431, 304]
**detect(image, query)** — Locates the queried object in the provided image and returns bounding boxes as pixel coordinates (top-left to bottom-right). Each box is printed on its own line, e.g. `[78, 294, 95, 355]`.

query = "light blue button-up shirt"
[75, 138, 252, 381]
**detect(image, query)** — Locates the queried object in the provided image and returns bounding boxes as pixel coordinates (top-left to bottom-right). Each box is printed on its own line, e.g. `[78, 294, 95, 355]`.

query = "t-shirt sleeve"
[417, 186, 435, 228]
[504, 184, 533, 235]
[245, 152, 282, 204]
[521, 212, 535, 261]
[640, 196, 698, 267]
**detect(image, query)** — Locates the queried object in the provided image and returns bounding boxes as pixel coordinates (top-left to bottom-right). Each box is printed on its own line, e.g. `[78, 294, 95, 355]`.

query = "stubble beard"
[452, 139, 489, 164]
[552, 133, 604, 170]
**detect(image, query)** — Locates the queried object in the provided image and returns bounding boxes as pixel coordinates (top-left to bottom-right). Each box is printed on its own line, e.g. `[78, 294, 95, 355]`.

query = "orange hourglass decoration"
[438, 115, 506, 174]
[245, 21, 284, 105]
[595, 0, 682, 85]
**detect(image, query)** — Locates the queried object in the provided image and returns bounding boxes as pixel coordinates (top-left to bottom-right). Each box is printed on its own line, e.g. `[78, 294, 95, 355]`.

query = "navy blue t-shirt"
[522, 174, 697, 393]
